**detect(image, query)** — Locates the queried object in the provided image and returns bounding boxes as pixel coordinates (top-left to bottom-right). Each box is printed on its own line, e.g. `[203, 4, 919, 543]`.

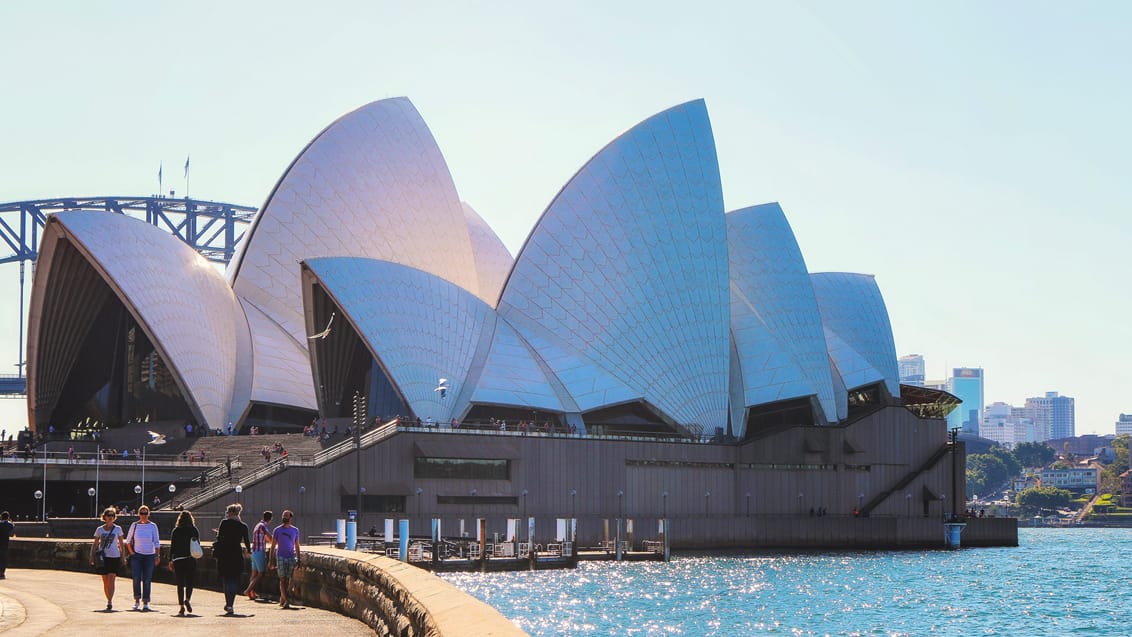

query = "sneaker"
[225, 606, 234, 616]
[142, 603, 150, 612]
[184, 600, 192, 614]
[106, 603, 112, 611]
[177, 606, 185, 617]
[133, 601, 140, 611]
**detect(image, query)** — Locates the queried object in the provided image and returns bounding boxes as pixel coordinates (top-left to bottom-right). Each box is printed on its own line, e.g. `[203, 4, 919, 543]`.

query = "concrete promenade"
[0, 568, 373, 636]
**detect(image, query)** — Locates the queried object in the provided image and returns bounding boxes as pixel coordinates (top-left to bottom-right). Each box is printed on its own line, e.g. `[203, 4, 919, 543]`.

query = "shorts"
[250, 550, 267, 572]
[276, 556, 297, 578]
[97, 555, 121, 575]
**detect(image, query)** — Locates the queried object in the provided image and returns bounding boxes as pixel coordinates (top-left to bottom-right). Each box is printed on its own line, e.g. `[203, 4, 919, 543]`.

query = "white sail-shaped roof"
[727, 203, 837, 424]
[238, 298, 317, 411]
[497, 99, 731, 430]
[470, 318, 566, 412]
[28, 212, 245, 430]
[810, 272, 900, 397]
[302, 257, 495, 424]
[462, 202, 513, 307]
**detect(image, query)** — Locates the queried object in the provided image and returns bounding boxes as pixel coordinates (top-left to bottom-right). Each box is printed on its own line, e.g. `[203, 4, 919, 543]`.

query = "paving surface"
[0, 569, 373, 636]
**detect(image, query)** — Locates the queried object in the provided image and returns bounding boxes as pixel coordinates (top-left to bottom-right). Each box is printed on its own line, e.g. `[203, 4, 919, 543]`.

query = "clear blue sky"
[1, 1, 1128, 434]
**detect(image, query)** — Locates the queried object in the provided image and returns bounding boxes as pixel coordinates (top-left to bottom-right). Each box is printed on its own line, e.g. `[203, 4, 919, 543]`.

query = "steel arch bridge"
[0, 196, 258, 396]
[0, 196, 258, 264]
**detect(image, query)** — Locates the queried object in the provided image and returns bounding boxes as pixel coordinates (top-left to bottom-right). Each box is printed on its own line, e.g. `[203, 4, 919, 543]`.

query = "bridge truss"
[0, 196, 258, 395]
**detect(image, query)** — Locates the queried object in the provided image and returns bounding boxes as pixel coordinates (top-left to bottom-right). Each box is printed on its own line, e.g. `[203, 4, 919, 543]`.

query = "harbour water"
[441, 528, 1120, 636]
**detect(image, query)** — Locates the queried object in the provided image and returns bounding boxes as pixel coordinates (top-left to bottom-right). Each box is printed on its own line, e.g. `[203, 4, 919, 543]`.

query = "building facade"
[1038, 467, 1098, 493]
[898, 354, 926, 386]
[1025, 392, 1075, 441]
[946, 368, 984, 435]
[1116, 414, 1132, 436]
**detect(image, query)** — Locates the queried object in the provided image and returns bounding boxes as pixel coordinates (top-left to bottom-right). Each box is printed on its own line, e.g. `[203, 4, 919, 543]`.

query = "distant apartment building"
[946, 367, 984, 435]
[1025, 392, 1075, 441]
[981, 402, 1040, 448]
[898, 354, 926, 386]
[1038, 467, 1098, 493]
[1117, 414, 1132, 436]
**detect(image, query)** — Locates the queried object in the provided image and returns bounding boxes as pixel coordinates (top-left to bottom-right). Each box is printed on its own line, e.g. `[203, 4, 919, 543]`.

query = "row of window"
[412, 456, 871, 481]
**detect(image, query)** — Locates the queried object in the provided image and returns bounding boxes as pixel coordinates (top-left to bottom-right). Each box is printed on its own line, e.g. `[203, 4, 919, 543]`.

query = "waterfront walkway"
[0, 568, 373, 636]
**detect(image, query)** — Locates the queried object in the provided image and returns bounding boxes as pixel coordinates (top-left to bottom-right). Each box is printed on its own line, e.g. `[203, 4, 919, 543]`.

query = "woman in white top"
[125, 505, 161, 611]
[90, 507, 127, 611]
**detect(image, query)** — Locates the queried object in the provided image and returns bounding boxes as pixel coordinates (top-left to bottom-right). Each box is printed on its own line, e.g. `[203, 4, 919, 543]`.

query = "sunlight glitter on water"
[440, 529, 1129, 636]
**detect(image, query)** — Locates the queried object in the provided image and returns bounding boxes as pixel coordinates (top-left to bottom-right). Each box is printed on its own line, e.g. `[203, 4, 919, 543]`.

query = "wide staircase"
[858, 442, 953, 517]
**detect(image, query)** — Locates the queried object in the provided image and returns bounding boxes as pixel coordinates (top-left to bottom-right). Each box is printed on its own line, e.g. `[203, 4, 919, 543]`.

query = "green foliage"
[1099, 434, 1130, 495]
[1016, 486, 1072, 515]
[966, 453, 1010, 497]
[1013, 442, 1056, 468]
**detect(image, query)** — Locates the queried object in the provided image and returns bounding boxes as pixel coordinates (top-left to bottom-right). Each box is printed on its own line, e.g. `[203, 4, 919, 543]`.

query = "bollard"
[399, 519, 410, 562]
[346, 520, 357, 551]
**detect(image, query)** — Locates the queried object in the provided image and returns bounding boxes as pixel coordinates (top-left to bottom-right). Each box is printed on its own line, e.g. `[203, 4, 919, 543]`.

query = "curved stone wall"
[7, 538, 525, 637]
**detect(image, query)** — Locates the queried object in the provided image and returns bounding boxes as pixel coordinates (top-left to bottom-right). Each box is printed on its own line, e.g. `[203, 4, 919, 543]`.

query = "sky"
[0, 1, 1128, 435]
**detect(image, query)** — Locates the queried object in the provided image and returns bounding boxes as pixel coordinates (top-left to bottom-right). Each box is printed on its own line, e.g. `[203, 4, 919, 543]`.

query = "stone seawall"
[7, 539, 526, 637]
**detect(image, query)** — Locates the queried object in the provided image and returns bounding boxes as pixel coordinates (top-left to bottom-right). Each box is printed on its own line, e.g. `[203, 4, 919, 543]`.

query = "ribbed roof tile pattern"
[230, 97, 482, 346]
[462, 202, 513, 308]
[727, 203, 837, 424]
[303, 258, 494, 424]
[239, 298, 317, 411]
[31, 212, 244, 430]
[471, 318, 566, 412]
[810, 272, 901, 396]
[497, 99, 731, 430]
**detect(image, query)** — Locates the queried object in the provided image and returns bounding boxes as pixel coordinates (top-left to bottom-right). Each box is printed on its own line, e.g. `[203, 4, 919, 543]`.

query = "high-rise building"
[981, 402, 1039, 448]
[1024, 391, 1075, 441]
[946, 367, 984, 435]
[898, 354, 926, 386]
[1116, 414, 1132, 436]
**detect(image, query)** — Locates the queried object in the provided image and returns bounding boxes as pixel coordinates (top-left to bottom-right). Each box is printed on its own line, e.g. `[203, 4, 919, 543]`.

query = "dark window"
[436, 495, 518, 506]
[339, 494, 405, 513]
[414, 457, 510, 480]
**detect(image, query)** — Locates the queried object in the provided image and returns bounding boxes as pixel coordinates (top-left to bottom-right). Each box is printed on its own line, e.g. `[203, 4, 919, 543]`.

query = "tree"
[987, 446, 1022, 478]
[1015, 486, 1071, 515]
[1013, 442, 1056, 469]
[966, 453, 1010, 498]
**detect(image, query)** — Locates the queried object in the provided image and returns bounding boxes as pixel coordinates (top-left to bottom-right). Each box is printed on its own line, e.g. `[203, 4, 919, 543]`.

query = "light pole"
[662, 491, 668, 519]
[798, 492, 804, 514]
[140, 433, 167, 505]
[299, 486, 306, 520]
[570, 489, 576, 520]
[745, 491, 751, 517]
[416, 487, 423, 517]
[168, 483, 176, 509]
[905, 491, 912, 518]
[88, 487, 96, 518]
[470, 488, 477, 525]
[359, 486, 366, 529]
[34, 489, 43, 521]
[134, 484, 142, 510]
[94, 444, 100, 514]
[234, 484, 243, 504]
[857, 492, 864, 514]
[521, 489, 529, 545]
[704, 490, 711, 516]
[41, 441, 47, 520]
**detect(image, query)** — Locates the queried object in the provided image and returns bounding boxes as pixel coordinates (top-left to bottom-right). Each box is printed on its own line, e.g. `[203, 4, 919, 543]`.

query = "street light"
[416, 487, 423, 515]
[520, 489, 529, 545]
[570, 489, 577, 520]
[299, 486, 306, 519]
[88, 487, 96, 518]
[798, 492, 804, 514]
[704, 490, 711, 516]
[140, 432, 167, 506]
[234, 484, 243, 504]
[858, 492, 865, 512]
[34, 489, 43, 521]
[134, 484, 142, 509]
[662, 491, 668, 519]
[168, 483, 176, 509]
[905, 491, 913, 518]
[745, 491, 751, 517]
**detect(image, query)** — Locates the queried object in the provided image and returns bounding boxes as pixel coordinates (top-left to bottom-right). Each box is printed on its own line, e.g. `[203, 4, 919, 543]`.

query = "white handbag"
[189, 538, 204, 559]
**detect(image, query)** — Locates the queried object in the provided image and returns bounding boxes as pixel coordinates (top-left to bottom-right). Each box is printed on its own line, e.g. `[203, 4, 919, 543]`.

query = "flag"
[184, 155, 190, 178]
[158, 163, 163, 183]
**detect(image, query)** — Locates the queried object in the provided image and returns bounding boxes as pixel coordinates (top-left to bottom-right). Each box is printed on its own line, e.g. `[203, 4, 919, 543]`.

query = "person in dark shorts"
[269, 510, 301, 609]
[90, 508, 127, 610]
[0, 511, 14, 579]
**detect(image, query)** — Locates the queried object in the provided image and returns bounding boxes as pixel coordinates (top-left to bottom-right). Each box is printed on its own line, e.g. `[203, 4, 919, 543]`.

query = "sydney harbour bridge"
[0, 196, 256, 396]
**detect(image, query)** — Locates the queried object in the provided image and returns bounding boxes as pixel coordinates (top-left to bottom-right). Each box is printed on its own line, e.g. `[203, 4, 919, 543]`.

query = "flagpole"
[184, 155, 190, 199]
[158, 162, 163, 197]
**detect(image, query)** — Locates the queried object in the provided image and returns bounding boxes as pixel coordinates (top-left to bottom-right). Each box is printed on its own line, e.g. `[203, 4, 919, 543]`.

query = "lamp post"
[416, 487, 423, 516]
[168, 483, 176, 509]
[41, 441, 47, 520]
[298, 486, 306, 520]
[745, 491, 751, 517]
[570, 489, 576, 520]
[470, 488, 477, 525]
[857, 492, 864, 513]
[520, 489, 529, 545]
[905, 492, 912, 518]
[234, 484, 243, 504]
[798, 492, 804, 514]
[662, 491, 668, 519]
[359, 486, 366, 529]
[569, 488, 578, 545]
[940, 494, 946, 520]
[34, 489, 43, 521]
[140, 433, 166, 505]
[134, 484, 142, 510]
[88, 487, 96, 518]
[704, 490, 711, 516]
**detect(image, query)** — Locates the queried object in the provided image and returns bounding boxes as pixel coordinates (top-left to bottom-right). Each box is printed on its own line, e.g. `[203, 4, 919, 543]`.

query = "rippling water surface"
[440, 528, 1123, 636]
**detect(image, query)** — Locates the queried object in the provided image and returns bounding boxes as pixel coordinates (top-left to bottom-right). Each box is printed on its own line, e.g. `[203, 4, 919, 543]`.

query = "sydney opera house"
[24, 97, 1015, 547]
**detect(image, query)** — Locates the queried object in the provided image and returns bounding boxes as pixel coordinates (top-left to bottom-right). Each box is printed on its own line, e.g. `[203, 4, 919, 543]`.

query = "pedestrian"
[269, 509, 301, 609]
[245, 510, 274, 601]
[124, 505, 161, 611]
[214, 503, 251, 615]
[168, 510, 200, 616]
[0, 511, 15, 579]
[91, 508, 126, 610]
